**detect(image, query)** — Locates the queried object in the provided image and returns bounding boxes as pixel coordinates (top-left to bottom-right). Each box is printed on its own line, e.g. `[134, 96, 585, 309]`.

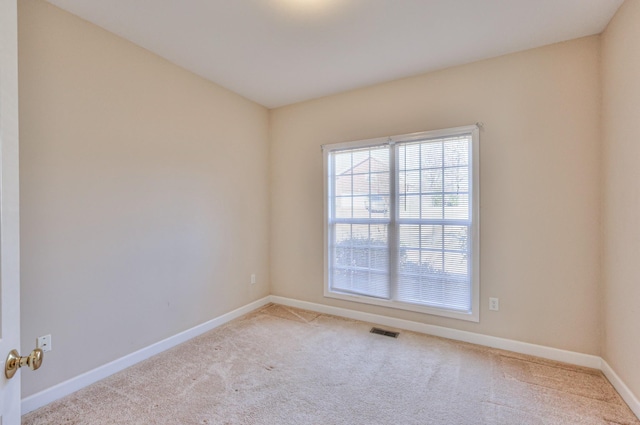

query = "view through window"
[324, 126, 479, 321]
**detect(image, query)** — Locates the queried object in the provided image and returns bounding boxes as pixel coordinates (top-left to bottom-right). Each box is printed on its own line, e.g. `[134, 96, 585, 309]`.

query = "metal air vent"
[370, 327, 399, 338]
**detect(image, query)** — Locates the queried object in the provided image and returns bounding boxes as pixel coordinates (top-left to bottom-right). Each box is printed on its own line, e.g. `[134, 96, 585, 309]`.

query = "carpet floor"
[23, 304, 639, 424]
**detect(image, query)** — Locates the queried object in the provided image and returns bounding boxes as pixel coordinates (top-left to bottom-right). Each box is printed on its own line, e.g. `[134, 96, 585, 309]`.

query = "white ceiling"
[45, 0, 623, 108]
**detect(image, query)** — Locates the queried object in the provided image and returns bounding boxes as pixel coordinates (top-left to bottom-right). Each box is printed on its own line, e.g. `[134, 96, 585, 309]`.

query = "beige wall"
[270, 36, 602, 355]
[18, 0, 270, 397]
[602, 0, 640, 399]
[20, 0, 639, 406]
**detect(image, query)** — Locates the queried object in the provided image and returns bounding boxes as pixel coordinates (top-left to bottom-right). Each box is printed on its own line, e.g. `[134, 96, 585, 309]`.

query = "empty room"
[0, 0, 639, 423]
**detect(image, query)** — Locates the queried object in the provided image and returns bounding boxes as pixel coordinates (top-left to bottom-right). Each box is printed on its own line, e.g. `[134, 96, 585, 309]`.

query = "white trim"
[269, 296, 601, 369]
[1, 0, 22, 422]
[470, 125, 480, 321]
[601, 359, 640, 419]
[321, 134, 390, 152]
[21, 296, 271, 415]
[323, 291, 478, 322]
[268, 297, 639, 420]
[323, 125, 481, 323]
[21, 295, 639, 422]
[321, 124, 480, 152]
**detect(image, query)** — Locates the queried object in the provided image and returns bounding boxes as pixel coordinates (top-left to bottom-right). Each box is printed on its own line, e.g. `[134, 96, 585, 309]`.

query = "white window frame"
[323, 125, 480, 322]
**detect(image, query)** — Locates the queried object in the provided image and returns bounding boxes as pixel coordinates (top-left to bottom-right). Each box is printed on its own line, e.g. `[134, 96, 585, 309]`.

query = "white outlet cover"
[489, 298, 499, 311]
[37, 335, 52, 352]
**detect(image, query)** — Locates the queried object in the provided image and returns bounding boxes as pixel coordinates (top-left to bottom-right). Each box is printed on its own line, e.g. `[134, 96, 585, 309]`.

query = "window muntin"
[324, 126, 479, 321]
[329, 146, 391, 299]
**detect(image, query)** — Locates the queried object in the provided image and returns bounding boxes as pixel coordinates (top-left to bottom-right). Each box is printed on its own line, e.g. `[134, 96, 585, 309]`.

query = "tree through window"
[324, 125, 480, 321]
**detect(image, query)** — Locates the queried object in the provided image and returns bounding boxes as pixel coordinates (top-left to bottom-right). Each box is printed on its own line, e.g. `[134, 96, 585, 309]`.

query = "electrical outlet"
[37, 334, 52, 352]
[250, 274, 256, 285]
[489, 297, 499, 311]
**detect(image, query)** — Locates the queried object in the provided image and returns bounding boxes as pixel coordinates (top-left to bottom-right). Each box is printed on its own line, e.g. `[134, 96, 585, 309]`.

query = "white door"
[0, 0, 22, 423]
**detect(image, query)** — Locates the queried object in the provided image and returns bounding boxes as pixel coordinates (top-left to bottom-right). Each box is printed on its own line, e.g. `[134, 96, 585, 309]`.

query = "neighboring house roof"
[339, 156, 387, 175]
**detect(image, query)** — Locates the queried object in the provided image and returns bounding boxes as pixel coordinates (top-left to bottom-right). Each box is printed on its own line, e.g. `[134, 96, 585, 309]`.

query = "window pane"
[422, 141, 443, 169]
[399, 143, 420, 170]
[444, 226, 468, 252]
[335, 196, 353, 219]
[397, 223, 471, 310]
[335, 223, 352, 244]
[422, 169, 443, 193]
[352, 174, 370, 195]
[421, 225, 443, 249]
[445, 252, 468, 275]
[403, 170, 420, 194]
[330, 223, 389, 299]
[335, 174, 353, 195]
[396, 135, 473, 311]
[366, 195, 390, 217]
[352, 150, 369, 169]
[444, 166, 468, 193]
[444, 137, 469, 167]
[334, 151, 353, 175]
[327, 129, 476, 316]
[444, 194, 469, 220]
[420, 250, 444, 272]
[398, 195, 421, 219]
[353, 195, 372, 218]
[331, 146, 390, 220]
[370, 172, 389, 195]
[421, 195, 443, 220]
[399, 224, 420, 248]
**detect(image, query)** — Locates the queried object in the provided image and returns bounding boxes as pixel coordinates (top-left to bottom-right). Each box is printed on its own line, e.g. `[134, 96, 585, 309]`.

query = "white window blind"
[324, 126, 479, 321]
[396, 136, 472, 311]
[328, 145, 391, 299]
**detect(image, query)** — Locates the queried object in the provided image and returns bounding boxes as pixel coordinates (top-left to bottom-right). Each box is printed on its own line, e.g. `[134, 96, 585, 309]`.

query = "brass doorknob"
[5, 348, 43, 379]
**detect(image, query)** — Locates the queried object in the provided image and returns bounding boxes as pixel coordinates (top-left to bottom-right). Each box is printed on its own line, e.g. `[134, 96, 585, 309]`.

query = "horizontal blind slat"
[395, 135, 472, 312]
[327, 131, 475, 314]
[329, 145, 391, 299]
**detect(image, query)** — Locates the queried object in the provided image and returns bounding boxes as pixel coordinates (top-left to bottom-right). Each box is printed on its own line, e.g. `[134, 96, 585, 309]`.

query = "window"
[323, 125, 480, 321]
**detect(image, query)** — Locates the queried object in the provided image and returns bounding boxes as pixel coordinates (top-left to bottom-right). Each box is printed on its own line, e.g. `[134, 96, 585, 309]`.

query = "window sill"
[324, 289, 479, 322]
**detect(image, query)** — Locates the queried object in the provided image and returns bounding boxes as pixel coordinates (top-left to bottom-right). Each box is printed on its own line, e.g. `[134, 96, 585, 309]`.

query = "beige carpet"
[23, 304, 639, 425]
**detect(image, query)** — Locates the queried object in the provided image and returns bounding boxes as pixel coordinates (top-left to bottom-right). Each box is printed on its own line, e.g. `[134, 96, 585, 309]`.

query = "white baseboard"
[601, 359, 640, 419]
[22, 294, 639, 422]
[270, 296, 640, 419]
[269, 296, 602, 369]
[21, 296, 271, 415]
